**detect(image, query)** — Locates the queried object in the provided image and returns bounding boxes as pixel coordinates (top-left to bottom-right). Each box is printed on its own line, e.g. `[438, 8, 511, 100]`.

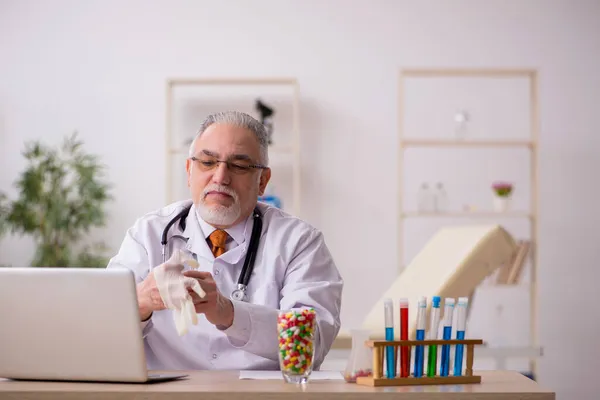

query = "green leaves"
[0, 132, 113, 267]
[0, 193, 8, 237]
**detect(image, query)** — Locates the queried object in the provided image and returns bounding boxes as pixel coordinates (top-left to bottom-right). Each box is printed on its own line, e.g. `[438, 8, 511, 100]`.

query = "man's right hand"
[135, 250, 205, 322]
[136, 272, 166, 321]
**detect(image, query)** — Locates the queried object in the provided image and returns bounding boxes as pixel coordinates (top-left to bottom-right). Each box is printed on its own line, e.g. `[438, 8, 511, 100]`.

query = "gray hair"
[188, 111, 269, 165]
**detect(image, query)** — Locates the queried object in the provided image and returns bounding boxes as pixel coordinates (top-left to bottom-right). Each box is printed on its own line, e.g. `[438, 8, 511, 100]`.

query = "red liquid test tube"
[399, 298, 410, 377]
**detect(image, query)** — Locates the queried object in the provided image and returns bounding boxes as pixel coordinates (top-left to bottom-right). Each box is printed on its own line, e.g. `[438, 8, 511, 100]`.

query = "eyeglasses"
[189, 156, 268, 175]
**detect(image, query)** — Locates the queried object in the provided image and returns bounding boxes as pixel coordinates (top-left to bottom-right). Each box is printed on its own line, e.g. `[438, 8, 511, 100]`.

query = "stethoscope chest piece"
[231, 284, 247, 302]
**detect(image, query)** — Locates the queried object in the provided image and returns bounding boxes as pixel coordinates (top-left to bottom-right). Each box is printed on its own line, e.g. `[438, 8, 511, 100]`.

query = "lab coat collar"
[181, 203, 253, 265]
[195, 211, 247, 248]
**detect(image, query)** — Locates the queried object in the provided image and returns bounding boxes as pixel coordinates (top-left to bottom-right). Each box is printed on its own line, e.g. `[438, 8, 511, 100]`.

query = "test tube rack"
[355, 339, 484, 387]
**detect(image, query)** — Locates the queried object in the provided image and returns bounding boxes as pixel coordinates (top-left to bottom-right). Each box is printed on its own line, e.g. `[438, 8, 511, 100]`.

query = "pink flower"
[491, 181, 513, 197]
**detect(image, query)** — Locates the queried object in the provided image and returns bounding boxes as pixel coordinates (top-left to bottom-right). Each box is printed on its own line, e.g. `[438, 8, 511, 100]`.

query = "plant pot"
[493, 196, 511, 212]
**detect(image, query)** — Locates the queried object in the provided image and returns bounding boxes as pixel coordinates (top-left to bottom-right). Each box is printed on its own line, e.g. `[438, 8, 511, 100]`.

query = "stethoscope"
[160, 203, 263, 302]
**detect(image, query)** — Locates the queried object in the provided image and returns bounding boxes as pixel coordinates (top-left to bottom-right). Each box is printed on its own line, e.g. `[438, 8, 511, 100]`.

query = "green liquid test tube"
[427, 344, 438, 376]
[427, 296, 442, 377]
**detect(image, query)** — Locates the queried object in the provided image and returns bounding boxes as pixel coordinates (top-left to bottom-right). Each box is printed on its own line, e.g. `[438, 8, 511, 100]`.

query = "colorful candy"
[277, 308, 316, 376]
[344, 369, 372, 383]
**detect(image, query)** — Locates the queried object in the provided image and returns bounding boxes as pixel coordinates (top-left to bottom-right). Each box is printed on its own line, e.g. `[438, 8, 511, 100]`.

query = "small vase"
[343, 329, 373, 383]
[493, 196, 511, 212]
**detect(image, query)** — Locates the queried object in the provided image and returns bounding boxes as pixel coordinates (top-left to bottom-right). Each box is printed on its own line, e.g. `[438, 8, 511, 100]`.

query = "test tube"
[426, 296, 441, 376]
[399, 298, 410, 377]
[440, 298, 455, 376]
[413, 296, 427, 377]
[384, 298, 395, 378]
[453, 297, 469, 376]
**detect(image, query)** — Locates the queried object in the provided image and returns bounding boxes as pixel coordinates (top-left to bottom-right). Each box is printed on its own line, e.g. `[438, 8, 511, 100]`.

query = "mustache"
[202, 184, 239, 201]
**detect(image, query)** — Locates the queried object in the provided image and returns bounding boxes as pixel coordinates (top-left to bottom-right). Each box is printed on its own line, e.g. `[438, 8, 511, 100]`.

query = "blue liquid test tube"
[384, 298, 395, 378]
[440, 298, 455, 376]
[453, 297, 469, 376]
[413, 296, 427, 377]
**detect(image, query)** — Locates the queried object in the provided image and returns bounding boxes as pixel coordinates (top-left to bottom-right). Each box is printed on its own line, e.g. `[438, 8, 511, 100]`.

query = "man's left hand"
[182, 270, 234, 329]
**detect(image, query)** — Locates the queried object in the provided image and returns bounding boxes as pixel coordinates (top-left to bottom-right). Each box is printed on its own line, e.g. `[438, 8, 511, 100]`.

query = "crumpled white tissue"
[153, 249, 205, 336]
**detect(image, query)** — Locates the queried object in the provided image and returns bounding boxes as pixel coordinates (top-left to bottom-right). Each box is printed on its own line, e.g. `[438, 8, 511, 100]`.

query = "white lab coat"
[106, 199, 343, 371]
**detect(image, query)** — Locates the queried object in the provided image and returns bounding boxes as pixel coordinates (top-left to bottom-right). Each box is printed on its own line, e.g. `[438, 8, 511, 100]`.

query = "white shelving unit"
[397, 68, 540, 376]
[401, 139, 535, 148]
[165, 78, 301, 215]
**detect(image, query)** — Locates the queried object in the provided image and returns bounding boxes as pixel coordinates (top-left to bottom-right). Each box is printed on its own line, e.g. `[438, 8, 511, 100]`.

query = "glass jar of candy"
[344, 329, 373, 382]
[277, 308, 317, 384]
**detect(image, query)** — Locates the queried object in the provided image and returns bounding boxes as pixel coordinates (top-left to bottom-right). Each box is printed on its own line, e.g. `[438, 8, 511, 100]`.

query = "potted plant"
[491, 181, 513, 212]
[2, 132, 113, 267]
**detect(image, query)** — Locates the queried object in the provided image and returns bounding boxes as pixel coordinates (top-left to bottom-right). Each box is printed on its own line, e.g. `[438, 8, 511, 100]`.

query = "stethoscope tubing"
[160, 204, 262, 301]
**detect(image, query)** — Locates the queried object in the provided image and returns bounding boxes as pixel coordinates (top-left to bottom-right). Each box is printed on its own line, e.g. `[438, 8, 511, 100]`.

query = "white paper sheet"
[239, 370, 344, 380]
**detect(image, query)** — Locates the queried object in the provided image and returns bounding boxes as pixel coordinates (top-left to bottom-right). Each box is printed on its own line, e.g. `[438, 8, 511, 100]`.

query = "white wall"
[1, 0, 599, 398]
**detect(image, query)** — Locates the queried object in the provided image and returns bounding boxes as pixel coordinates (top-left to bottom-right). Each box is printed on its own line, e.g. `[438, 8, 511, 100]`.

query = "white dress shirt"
[106, 199, 343, 371]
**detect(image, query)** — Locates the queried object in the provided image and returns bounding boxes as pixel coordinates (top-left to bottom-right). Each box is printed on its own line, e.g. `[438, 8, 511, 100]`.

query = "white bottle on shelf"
[454, 110, 469, 140]
[434, 182, 448, 213]
[417, 183, 435, 213]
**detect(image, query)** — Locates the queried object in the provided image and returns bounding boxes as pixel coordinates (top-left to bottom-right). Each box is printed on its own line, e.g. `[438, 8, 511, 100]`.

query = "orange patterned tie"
[208, 230, 228, 258]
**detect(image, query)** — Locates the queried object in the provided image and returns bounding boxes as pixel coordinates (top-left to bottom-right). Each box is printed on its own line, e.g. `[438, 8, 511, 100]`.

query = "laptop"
[0, 267, 187, 383]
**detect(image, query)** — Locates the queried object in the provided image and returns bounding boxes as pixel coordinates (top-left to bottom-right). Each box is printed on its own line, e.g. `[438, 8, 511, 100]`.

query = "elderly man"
[107, 111, 343, 371]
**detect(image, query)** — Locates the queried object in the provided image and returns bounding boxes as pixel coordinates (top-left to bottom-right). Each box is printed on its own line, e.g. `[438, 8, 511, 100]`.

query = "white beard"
[196, 184, 242, 226]
[197, 202, 241, 226]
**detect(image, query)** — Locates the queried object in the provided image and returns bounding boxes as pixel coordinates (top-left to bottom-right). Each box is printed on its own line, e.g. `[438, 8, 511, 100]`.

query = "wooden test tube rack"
[355, 339, 484, 387]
